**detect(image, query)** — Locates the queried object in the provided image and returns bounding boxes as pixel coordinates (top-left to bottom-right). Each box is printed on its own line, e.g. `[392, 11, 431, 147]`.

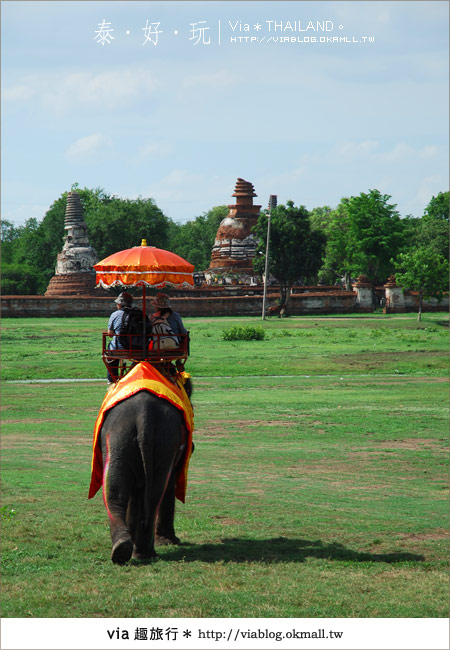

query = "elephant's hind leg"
[102, 436, 134, 564]
[127, 492, 158, 561]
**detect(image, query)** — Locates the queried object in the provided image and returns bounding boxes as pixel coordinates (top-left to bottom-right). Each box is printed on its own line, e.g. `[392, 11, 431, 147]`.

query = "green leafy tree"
[253, 201, 326, 312]
[1, 220, 24, 265]
[1, 186, 173, 294]
[394, 247, 449, 321]
[1, 264, 45, 295]
[322, 190, 404, 288]
[85, 195, 172, 259]
[319, 199, 353, 287]
[168, 206, 228, 271]
[309, 205, 334, 232]
[3, 187, 110, 292]
[1, 219, 49, 294]
[418, 191, 449, 260]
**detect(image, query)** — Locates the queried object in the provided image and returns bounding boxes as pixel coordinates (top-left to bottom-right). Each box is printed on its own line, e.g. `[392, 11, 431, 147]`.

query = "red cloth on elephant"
[88, 362, 194, 503]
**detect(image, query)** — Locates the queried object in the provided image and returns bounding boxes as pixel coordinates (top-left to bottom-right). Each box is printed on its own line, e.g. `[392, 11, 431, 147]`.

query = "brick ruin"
[7, 179, 444, 316]
[45, 191, 100, 296]
[205, 178, 261, 285]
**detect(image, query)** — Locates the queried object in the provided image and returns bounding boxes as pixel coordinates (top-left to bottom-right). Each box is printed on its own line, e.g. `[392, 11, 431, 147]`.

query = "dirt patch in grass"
[195, 426, 230, 439]
[1, 435, 89, 450]
[398, 530, 449, 541]
[371, 438, 445, 451]
[43, 350, 83, 355]
[2, 418, 65, 424]
[195, 419, 297, 437]
[199, 418, 297, 429]
[212, 516, 245, 526]
[333, 350, 445, 365]
[241, 420, 297, 428]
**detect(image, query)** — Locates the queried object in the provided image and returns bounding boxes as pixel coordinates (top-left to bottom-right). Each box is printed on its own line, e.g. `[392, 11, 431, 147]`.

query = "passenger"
[105, 291, 133, 384]
[150, 293, 187, 350]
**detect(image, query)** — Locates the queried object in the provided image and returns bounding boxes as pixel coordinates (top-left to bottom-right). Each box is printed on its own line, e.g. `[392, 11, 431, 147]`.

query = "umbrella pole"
[142, 284, 147, 359]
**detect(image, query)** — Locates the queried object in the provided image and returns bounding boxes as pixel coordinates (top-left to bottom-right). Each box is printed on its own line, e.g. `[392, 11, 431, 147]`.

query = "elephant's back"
[101, 389, 185, 445]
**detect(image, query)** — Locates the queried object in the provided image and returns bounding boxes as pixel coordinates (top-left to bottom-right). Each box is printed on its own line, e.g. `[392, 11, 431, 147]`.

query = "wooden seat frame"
[102, 331, 190, 382]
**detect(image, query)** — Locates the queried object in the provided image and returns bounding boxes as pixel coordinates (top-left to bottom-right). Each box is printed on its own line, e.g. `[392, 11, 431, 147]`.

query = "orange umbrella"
[95, 241, 194, 354]
[94, 240, 194, 289]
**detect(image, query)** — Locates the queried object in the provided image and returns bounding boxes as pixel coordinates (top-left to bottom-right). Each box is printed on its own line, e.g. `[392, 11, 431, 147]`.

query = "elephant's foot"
[132, 547, 158, 562]
[111, 536, 133, 565]
[155, 533, 180, 546]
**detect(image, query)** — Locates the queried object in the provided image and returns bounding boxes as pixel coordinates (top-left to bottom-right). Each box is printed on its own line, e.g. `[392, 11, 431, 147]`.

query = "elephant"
[99, 377, 193, 564]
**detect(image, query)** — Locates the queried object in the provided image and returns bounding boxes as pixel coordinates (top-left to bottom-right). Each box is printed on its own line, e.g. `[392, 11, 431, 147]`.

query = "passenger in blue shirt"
[106, 292, 133, 383]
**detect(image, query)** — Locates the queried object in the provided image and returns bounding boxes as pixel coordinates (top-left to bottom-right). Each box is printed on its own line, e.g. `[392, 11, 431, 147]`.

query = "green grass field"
[1, 314, 449, 617]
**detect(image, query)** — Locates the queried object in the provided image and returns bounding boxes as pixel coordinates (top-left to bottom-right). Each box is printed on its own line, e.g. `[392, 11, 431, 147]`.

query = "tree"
[1, 220, 24, 265]
[1, 263, 44, 295]
[253, 201, 326, 312]
[309, 205, 334, 232]
[424, 190, 450, 221]
[1, 186, 173, 294]
[168, 206, 228, 271]
[418, 191, 449, 261]
[2, 187, 111, 293]
[85, 195, 172, 259]
[394, 247, 449, 321]
[322, 190, 404, 288]
[319, 199, 353, 287]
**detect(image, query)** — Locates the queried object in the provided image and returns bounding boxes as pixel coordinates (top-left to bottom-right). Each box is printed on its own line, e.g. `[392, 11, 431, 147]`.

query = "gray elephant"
[96, 378, 193, 564]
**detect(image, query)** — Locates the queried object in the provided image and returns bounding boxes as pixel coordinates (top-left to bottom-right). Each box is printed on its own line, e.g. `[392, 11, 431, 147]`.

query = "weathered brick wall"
[2, 289, 446, 318]
[1, 292, 356, 318]
[404, 291, 449, 312]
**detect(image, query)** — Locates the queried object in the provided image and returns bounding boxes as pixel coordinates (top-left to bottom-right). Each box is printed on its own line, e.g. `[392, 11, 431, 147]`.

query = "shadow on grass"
[160, 536, 424, 564]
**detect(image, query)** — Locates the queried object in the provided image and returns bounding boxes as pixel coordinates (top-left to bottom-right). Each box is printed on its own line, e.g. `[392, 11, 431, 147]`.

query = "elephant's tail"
[136, 424, 154, 528]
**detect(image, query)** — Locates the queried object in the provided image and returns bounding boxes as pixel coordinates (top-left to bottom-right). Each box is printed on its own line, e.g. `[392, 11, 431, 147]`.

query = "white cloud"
[148, 170, 204, 198]
[378, 143, 413, 163]
[339, 141, 379, 158]
[2, 84, 35, 101]
[337, 141, 440, 164]
[65, 133, 113, 161]
[136, 142, 173, 160]
[378, 143, 442, 163]
[182, 69, 237, 89]
[259, 168, 305, 188]
[420, 145, 439, 159]
[140, 171, 234, 221]
[3, 67, 158, 115]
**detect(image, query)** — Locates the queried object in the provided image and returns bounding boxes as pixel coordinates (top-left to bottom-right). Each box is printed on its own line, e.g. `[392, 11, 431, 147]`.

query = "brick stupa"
[205, 178, 261, 284]
[45, 191, 99, 296]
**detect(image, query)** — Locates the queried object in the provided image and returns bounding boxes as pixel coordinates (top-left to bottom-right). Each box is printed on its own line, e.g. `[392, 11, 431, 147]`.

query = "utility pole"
[262, 195, 277, 320]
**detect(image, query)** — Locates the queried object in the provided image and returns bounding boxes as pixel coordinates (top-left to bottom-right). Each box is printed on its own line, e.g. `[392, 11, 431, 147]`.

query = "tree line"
[1, 185, 448, 314]
[1, 185, 227, 295]
[253, 189, 448, 315]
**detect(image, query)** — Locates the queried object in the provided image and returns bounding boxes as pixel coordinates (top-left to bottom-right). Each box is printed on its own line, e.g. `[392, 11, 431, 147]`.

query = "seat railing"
[102, 331, 190, 381]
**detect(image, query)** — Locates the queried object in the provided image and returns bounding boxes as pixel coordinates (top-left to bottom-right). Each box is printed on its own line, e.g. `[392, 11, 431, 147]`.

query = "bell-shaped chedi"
[206, 178, 261, 284]
[45, 191, 99, 296]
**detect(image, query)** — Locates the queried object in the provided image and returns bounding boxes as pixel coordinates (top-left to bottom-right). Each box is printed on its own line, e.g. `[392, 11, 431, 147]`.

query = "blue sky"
[2, 0, 448, 227]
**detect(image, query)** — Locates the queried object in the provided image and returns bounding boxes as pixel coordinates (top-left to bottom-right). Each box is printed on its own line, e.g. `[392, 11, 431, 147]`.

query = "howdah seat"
[102, 331, 190, 382]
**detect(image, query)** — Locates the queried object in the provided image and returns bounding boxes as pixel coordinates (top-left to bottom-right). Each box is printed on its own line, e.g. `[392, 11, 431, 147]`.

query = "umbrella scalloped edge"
[96, 279, 195, 290]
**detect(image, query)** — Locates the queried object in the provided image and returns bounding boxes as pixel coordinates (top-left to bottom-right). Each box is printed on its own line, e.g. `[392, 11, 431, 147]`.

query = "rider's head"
[114, 292, 133, 308]
[151, 293, 171, 311]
